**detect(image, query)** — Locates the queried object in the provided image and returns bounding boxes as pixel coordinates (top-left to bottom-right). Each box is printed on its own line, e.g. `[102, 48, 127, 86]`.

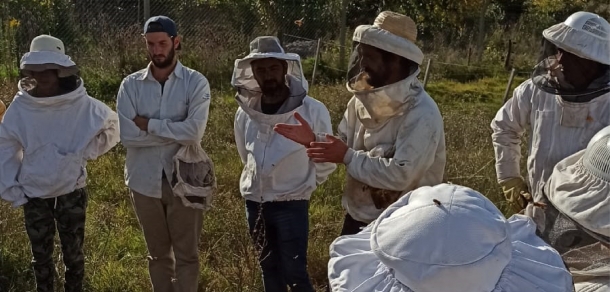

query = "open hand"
[274, 112, 315, 147]
[133, 115, 149, 131]
[307, 134, 349, 163]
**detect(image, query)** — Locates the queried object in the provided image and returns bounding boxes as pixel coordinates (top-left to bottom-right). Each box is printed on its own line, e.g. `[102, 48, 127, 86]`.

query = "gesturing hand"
[306, 134, 349, 164]
[273, 112, 315, 147]
[133, 115, 150, 132]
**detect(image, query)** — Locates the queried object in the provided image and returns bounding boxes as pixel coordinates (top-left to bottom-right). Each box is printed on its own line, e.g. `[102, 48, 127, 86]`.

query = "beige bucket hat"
[352, 11, 424, 65]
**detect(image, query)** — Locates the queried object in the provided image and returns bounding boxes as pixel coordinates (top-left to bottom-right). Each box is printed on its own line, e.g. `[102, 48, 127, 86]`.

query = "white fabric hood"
[15, 78, 86, 110]
[545, 125, 610, 241]
[328, 184, 574, 292]
[231, 36, 308, 96]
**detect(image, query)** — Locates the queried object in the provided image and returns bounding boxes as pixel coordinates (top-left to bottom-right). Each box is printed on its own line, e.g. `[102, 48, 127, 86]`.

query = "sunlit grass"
[0, 74, 525, 291]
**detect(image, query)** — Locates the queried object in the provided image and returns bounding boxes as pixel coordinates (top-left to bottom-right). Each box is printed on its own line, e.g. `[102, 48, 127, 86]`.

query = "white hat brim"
[543, 23, 610, 65]
[328, 215, 573, 292]
[20, 51, 78, 77]
[545, 150, 610, 238]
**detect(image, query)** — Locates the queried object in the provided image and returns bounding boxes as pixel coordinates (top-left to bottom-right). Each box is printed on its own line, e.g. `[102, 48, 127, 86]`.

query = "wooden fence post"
[423, 59, 433, 89]
[503, 68, 516, 104]
[504, 39, 513, 70]
[311, 38, 322, 87]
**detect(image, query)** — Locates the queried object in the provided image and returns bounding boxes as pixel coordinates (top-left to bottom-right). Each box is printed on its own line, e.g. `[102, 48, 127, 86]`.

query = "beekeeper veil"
[329, 184, 574, 292]
[19, 34, 80, 93]
[527, 125, 610, 290]
[20, 34, 79, 78]
[533, 11, 610, 99]
[347, 11, 423, 91]
[231, 36, 308, 102]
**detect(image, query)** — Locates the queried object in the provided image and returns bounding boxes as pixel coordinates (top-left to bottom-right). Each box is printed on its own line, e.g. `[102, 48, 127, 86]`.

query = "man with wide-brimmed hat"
[0, 34, 120, 292]
[275, 11, 446, 235]
[328, 183, 575, 292]
[491, 11, 610, 214]
[525, 125, 610, 292]
[232, 35, 336, 292]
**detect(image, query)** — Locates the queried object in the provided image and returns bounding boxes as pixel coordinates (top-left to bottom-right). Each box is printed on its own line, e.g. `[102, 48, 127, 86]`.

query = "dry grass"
[0, 73, 526, 291]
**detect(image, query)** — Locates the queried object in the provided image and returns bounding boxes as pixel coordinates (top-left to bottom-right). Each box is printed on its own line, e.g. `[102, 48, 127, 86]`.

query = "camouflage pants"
[23, 188, 88, 292]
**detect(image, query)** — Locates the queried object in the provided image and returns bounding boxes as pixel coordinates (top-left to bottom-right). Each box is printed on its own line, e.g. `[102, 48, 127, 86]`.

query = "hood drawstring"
[54, 197, 58, 210]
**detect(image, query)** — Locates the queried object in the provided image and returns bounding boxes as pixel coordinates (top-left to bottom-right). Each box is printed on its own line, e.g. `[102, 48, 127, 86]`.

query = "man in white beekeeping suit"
[274, 11, 446, 236]
[491, 11, 610, 213]
[525, 125, 610, 292]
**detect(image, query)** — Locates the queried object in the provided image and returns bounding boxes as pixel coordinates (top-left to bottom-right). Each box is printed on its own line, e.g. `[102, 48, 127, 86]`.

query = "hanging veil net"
[531, 38, 610, 99]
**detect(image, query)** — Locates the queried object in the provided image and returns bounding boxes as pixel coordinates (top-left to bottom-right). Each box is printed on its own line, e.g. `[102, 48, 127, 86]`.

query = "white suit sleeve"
[117, 78, 174, 148]
[491, 82, 533, 182]
[344, 110, 444, 191]
[83, 107, 120, 160]
[315, 103, 352, 143]
[336, 110, 350, 143]
[312, 106, 337, 185]
[234, 108, 247, 165]
[147, 74, 211, 145]
[0, 125, 27, 208]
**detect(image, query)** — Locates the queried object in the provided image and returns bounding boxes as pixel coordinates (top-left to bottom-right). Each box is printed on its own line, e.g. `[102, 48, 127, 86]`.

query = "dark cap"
[144, 15, 178, 37]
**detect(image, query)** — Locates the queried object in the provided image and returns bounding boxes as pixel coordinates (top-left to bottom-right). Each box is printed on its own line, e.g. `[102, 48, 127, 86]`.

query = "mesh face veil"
[347, 42, 373, 91]
[531, 39, 610, 99]
[231, 36, 308, 102]
[532, 12, 610, 99]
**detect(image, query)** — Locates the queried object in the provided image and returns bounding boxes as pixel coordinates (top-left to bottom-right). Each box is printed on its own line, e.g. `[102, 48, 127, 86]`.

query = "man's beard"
[261, 80, 287, 104]
[150, 47, 175, 69]
[349, 70, 385, 90]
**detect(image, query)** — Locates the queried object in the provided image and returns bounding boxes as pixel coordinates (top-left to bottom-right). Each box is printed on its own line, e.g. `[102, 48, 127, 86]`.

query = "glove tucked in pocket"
[367, 144, 403, 210]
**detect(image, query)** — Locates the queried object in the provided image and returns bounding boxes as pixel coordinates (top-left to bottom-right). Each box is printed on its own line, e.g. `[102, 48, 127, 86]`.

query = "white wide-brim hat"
[328, 183, 574, 292]
[543, 11, 610, 65]
[20, 34, 78, 78]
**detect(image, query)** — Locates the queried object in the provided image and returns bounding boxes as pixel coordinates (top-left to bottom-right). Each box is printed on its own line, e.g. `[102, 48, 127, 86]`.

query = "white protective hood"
[328, 184, 574, 292]
[231, 36, 308, 100]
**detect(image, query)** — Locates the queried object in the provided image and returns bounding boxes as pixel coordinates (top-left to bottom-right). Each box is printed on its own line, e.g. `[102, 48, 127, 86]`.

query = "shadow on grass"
[0, 251, 32, 292]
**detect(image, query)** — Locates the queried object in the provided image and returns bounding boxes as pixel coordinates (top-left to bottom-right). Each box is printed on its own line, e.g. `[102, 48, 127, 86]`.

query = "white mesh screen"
[583, 136, 610, 182]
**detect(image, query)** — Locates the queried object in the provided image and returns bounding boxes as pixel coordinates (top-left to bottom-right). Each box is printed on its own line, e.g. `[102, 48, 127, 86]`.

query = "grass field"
[0, 73, 528, 291]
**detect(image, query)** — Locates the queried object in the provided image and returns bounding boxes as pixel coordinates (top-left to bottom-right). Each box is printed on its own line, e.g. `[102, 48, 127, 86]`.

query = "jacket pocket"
[20, 143, 83, 197]
[264, 135, 311, 193]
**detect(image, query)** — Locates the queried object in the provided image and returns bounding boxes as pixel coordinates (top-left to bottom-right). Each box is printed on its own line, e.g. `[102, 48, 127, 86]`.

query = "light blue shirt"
[116, 61, 211, 198]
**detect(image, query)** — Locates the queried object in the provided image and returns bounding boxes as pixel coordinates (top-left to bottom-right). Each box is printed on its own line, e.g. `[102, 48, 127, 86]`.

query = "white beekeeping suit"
[491, 11, 610, 212]
[525, 125, 610, 292]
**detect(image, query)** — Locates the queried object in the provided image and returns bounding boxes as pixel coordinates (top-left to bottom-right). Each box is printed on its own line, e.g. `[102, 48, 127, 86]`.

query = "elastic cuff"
[147, 119, 162, 135]
[343, 148, 355, 165]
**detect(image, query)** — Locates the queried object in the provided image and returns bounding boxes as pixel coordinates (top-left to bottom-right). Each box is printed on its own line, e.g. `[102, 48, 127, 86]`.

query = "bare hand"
[306, 134, 349, 163]
[273, 112, 315, 147]
[133, 115, 149, 131]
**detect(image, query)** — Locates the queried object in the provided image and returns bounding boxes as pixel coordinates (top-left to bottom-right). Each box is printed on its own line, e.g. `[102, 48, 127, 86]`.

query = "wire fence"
[0, 0, 532, 97]
[0, 0, 348, 80]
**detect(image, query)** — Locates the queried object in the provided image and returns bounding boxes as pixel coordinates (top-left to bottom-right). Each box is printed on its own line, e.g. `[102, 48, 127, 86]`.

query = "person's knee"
[62, 250, 85, 268]
[259, 251, 281, 272]
[281, 251, 310, 281]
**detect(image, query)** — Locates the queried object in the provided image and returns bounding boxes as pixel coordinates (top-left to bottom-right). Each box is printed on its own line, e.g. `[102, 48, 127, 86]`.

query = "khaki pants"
[131, 178, 204, 292]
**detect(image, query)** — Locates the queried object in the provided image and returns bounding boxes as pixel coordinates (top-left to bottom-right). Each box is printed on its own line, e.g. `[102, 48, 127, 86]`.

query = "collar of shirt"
[138, 61, 185, 82]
